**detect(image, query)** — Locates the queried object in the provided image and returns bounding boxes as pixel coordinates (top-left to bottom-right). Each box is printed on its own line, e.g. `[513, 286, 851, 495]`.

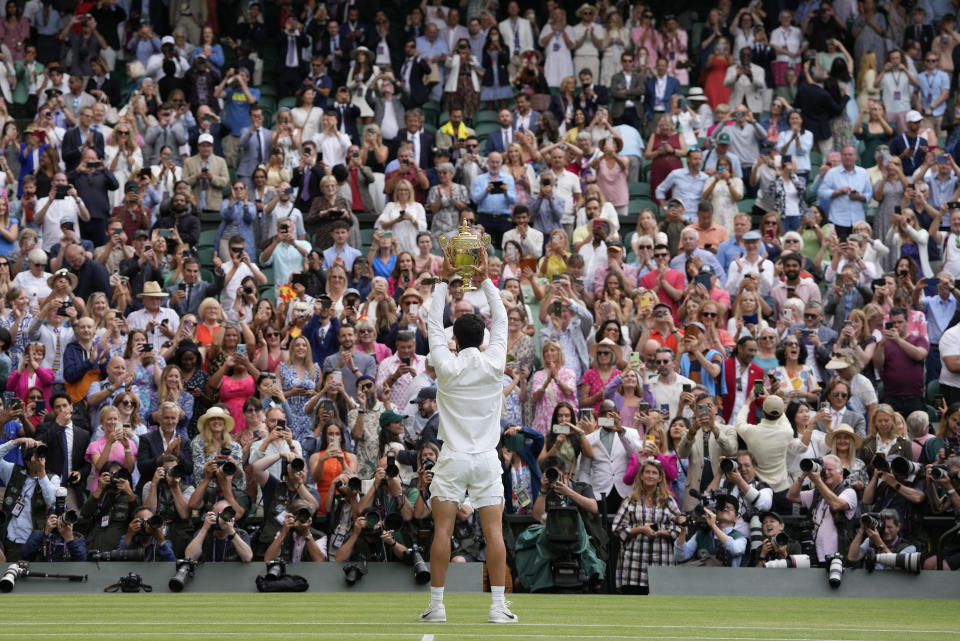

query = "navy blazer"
[36, 420, 91, 485]
[548, 93, 575, 127]
[61, 127, 105, 172]
[500, 426, 544, 514]
[484, 129, 510, 155]
[644, 75, 681, 119]
[794, 81, 846, 140]
[135, 428, 194, 494]
[513, 110, 539, 134]
[302, 314, 341, 367]
[332, 101, 362, 144]
[396, 56, 432, 108]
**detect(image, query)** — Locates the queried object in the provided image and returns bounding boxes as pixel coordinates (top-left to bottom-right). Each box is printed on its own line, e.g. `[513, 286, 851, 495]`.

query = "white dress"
[105, 145, 143, 208]
[600, 28, 629, 87]
[540, 24, 575, 88]
[291, 106, 322, 148]
[374, 202, 427, 254]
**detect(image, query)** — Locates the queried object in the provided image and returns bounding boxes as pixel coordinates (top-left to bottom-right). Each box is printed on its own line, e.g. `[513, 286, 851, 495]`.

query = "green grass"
[2, 594, 959, 641]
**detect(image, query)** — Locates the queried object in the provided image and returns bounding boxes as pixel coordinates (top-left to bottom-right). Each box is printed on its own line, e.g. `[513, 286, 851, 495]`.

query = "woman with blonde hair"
[375, 178, 426, 254]
[106, 122, 142, 207]
[190, 406, 244, 487]
[612, 456, 681, 594]
[537, 228, 571, 280]
[623, 421, 679, 488]
[150, 364, 193, 429]
[885, 208, 932, 278]
[600, 9, 629, 87]
[85, 405, 136, 491]
[196, 297, 222, 347]
[702, 156, 743, 233]
[859, 403, 913, 468]
[504, 143, 536, 207]
[530, 340, 578, 434]
[112, 390, 144, 437]
[727, 290, 768, 340]
[276, 335, 322, 442]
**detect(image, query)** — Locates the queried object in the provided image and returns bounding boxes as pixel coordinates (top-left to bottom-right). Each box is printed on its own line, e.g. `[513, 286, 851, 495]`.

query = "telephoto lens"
[265, 559, 286, 579]
[168, 559, 196, 592]
[217, 506, 236, 523]
[930, 465, 949, 481]
[544, 468, 560, 485]
[167, 465, 185, 481]
[774, 532, 790, 547]
[799, 458, 822, 474]
[289, 457, 306, 473]
[872, 453, 889, 472]
[763, 555, 810, 569]
[861, 513, 881, 531]
[0, 563, 25, 593]
[876, 552, 922, 573]
[827, 554, 844, 587]
[889, 456, 923, 479]
[347, 476, 362, 492]
[385, 451, 399, 479]
[294, 508, 312, 523]
[719, 457, 739, 473]
[748, 515, 764, 553]
[405, 545, 431, 585]
[61, 509, 79, 526]
[218, 459, 238, 476]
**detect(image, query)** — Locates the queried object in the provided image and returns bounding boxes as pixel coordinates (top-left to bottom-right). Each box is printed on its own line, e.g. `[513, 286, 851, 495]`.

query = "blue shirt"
[669, 249, 727, 284]
[655, 168, 710, 222]
[472, 172, 517, 215]
[222, 87, 261, 136]
[614, 124, 645, 157]
[917, 69, 950, 116]
[0, 440, 60, 544]
[923, 293, 957, 343]
[717, 237, 746, 273]
[817, 165, 873, 227]
[263, 239, 312, 290]
[130, 36, 162, 67]
[322, 244, 362, 271]
[701, 149, 743, 177]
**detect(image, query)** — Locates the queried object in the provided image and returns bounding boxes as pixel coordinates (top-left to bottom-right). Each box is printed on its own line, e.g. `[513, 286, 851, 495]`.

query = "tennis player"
[418, 246, 516, 624]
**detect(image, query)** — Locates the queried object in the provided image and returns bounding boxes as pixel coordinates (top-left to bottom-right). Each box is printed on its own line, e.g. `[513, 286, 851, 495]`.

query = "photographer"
[676, 494, 748, 567]
[705, 450, 773, 537]
[142, 455, 195, 558]
[861, 453, 926, 542]
[786, 454, 858, 564]
[264, 498, 327, 563]
[20, 509, 87, 561]
[184, 499, 253, 562]
[847, 510, 917, 569]
[513, 455, 605, 591]
[250, 450, 319, 558]
[333, 506, 409, 563]
[115, 506, 176, 561]
[76, 462, 138, 555]
[412, 443, 440, 521]
[923, 456, 960, 570]
[751, 511, 801, 566]
[0, 438, 61, 560]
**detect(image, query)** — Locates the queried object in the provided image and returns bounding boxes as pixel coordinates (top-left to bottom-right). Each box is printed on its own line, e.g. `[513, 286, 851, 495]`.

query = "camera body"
[168, 558, 196, 592]
[719, 457, 739, 474]
[265, 559, 287, 579]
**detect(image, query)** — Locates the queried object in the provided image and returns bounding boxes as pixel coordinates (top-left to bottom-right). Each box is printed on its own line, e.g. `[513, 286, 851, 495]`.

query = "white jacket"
[576, 427, 642, 498]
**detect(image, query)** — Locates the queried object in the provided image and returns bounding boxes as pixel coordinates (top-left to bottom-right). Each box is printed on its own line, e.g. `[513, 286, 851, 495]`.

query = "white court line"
[0, 634, 916, 641]
[421, 635, 434, 641]
[4, 623, 957, 635]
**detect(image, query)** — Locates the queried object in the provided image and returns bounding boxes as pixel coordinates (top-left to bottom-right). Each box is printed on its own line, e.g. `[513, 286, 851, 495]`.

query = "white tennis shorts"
[429, 448, 503, 508]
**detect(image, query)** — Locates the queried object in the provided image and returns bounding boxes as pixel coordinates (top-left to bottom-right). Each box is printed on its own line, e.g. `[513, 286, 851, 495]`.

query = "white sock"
[430, 586, 444, 606]
[491, 585, 505, 606]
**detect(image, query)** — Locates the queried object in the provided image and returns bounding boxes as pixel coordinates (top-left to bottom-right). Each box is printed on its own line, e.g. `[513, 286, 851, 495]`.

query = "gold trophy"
[438, 223, 490, 292]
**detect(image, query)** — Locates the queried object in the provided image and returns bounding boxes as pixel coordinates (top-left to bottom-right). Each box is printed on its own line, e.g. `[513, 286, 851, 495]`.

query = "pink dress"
[84, 438, 138, 492]
[530, 367, 578, 435]
[580, 368, 621, 413]
[595, 158, 628, 208]
[219, 374, 257, 434]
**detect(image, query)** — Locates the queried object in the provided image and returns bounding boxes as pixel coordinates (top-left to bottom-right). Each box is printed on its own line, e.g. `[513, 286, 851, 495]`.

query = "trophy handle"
[437, 235, 449, 251]
[481, 234, 491, 247]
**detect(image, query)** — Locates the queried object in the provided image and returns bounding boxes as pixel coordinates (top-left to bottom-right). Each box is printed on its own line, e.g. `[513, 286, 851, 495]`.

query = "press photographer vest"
[1, 467, 52, 534]
[155, 483, 192, 523]
[259, 479, 302, 546]
[696, 528, 744, 567]
[275, 527, 324, 563]
[810, 480, 859, 560]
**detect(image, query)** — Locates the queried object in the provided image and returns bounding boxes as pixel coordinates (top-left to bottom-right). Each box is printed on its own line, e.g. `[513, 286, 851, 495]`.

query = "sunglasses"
[701, 312, 718, 318]
[119, 400, 134, 407]
[360, 383, 374, 391]
[760, 335, 776, 340]
[784, 342, 799, 347]
[358, 328, 374, 333]
[597, 351, 613, 356]
[831, 391, 849, 398]
[654, 252, 669, 258]
[803, 313, 818, 319]
[638, 245, 652, 250]
[265, 332, 279, 338]
[655, 359, 672, 365]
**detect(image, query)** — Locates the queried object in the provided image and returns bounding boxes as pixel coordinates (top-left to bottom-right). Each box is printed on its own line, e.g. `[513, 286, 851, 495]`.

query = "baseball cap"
[699, 265, 714, 275]
[378, 409, 408, 427]
[906, 110, 923, 123]
[409, 387, 437, 404]
[763, 395, 785, 419]
[716, 131, 732, 144]
[161, 35, 175, 46]
[198, 133, 214, 145]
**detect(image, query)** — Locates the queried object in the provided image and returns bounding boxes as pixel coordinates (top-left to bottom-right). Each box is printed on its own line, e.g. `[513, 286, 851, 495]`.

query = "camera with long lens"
[168, 559, 197, 592]
[889, 455, 923, 479]
[334, 476, 363, 493]
[343, 560, 367, 586]
[826, 553, 844, 587]
[773, 532, 789, 547]
[216, 505, 236, 526]
[685, 489, 717, 531]
[763, 554, 811, 569]
[0, 562, 26, 592]
[544, 467, 560, 485]
[403, 544, 431, 585]
[799, 457, 822, 474]
[288, 457, 306, 474]
[166, 464, 185, 482]
[265, 559, 286, 579]
[861, 512, 882, 531]
[872, 453, 890, 473]
[53, 488, 79, 525]
[88, 548, 146, 562]
[294, 507, 312, 524]
[719, 457, 739, 474]
[361, 511, 381, 535]
[137, 514, 164, 531]
[216, 459, 238, 476]
[385, 451, 399, 479]
[863, 548, 922, 573]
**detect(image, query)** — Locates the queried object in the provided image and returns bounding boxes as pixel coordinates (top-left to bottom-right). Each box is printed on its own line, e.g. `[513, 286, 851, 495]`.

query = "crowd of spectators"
[0, 0, 957, 596]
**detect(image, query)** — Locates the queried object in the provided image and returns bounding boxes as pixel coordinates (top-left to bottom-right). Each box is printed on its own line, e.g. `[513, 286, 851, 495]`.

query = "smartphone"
[382, 230, 393, 239]
[629, 351, 640, 368]
[553, 300, 562, 316]
[659, 403, 670, 417]
[696, 403, 709, 417]
[400, 356, 411, 366]
[322, 399, 335, 413]
[872, 278, 886, 290]
[682, 383, 692, 393]
[158, 229, 174, 238]
[819, 402, 830, 413]
[35, 399, 45, 413]
[552, 424, 570, 435]
[924, 277, 940, 296]
[141, 343, 153, 352]
[329, 435, 340, 450]
[577, 408, 594, 422]
[409, 303, 419, 315]
[685, 324, 701, 340]
[276, 418, 286, 429]
[694, 273, 712, 290]
[178, 282, 187, 291]
[800, 329, 812, 345]
[237, 344, 246, 356]
[884, 321, 895, 330]
[331, 370, 342, 385]
[783, 308, 793, 321]
[753, 380, 764, 397]
[597, 417, 614, 428]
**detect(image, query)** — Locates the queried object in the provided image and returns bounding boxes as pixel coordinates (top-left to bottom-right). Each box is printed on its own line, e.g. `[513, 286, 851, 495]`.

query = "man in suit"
[397, 38, 431, 109]
[322, 325, 377, 398]
[169, 0, 206, 44]
[143, 102, 189, 167]
[292, 142, 324, 212]
[512, 93, 539, 134]
[36, 392, 91, 510]
[575, 399, 642, 514]
[135, 402, 194, 495]
[724, 48, 767, 115]
[823, 264, 872, 331]
[814, 375, 867, 438]
[644, 57, 681, 126]
[610, 51, 645, 130]
[906, 6, 934, 55]
[365, 76, 406, 143]
[237, 106, 271, 190]
[484, 109, 515, 155]
[575, 68, 609, 122]
[675, 389, 739, 511]
[182, 133, 230, 213]
[320, 18, 352, 87]
[302, 296, 341, 365]
[278, 17, 311, 102]
[395, 109, 435, 171]
[166, 257, 223, 317]
[499, 0, 534, 57]
[721, 336, 766, 424]
[331, 86, 362, 144]
[61, 106, 105, 172]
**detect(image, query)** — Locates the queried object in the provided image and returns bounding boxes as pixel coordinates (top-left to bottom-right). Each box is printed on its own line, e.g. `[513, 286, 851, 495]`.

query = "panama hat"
[825, 423, 862, 450]
[590, 337, 622, 362]
[138, 281, 170, 298]
[197, 406, 236, 433]
[46, 268, 78, 290]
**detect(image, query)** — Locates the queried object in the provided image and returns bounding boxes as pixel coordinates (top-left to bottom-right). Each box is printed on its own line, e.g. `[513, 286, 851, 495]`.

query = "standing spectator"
[786, 453, 858, 563]
[872, 306, 929, 416]
[471, 151, 516, 248]
[214, 182, 257, 261]
[817, 146, 873, 236]
[539, 8, 575, 89]
[376, 180, 428, 255]
[795, 68, 847, 157]
[915, 48, 950, 141]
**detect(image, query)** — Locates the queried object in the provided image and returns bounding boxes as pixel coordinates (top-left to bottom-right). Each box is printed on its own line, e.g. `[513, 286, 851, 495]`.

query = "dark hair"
[785, 399, 811, 437]
[396, 330, 415, 344]
[540, 454, 567, 473]
[0, 326, 10, 351]
[666, 416, 690, 452]
[453, 313, 485, 350]
[776, 338, 808, 365]
[595, 319, 623, 344]
[50, 392, 72, 409]
[888, 305, 907, 320]
[733, 335, 757, 359]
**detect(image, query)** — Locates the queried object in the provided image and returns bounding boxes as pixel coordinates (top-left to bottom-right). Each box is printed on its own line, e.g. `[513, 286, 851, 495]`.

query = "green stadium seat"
[259, 285, 276, 302]
[198, 247, 214, 267]
[628, 198, 658, 215]
[628, 182, 651, 197]
[738, 198, 755, 214]
[261, 266, 275, 285]
[278, 96, 297, 110]
[475, 122, 500, 137]
[475, 110, 499, 124]
[198, 229, 217, 248]
[200, 268, 214, 282]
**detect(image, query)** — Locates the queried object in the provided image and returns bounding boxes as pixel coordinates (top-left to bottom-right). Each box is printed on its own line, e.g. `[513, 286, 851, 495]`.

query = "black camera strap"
[104, 573, 152, 593]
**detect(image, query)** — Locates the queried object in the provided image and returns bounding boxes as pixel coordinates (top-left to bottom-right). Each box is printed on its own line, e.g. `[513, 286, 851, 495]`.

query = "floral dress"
[190, 437, 244, 486]
[279, 361, 322, 441]
[580, 367, 620, 414]
[148, 390, 194, 431]
[92, 334, 128, 362]
[530, 366, 578, 435]
[773, 364, 820, 400]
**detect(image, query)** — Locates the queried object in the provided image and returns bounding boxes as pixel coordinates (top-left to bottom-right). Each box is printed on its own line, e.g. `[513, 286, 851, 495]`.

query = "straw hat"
[197, 406, 236, 433]
[589, 337, 622, 362]
[575, 3, 596, 18]
[825, 424, 863, 450]
[399, 288, 424, 304]
[138, 281, 170, 298]
[46, 268, 78, 290]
